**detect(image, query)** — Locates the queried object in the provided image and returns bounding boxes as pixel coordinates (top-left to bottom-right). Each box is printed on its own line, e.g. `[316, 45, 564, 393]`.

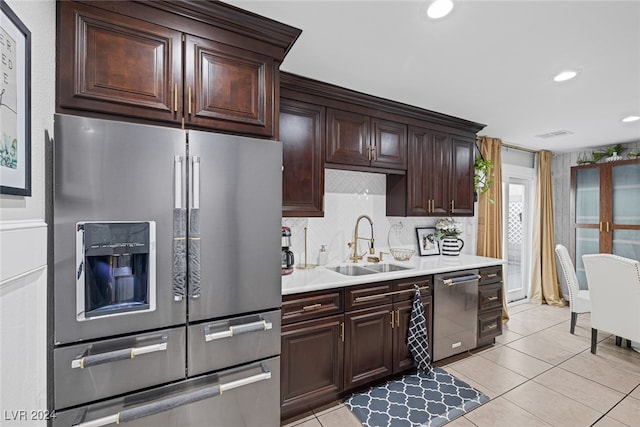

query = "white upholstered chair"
[582, 253, 640, 354]
[555, 244, 591, 334]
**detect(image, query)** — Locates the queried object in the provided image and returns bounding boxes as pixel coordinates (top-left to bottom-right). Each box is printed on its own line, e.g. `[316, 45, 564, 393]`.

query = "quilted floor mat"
[344, 367, 489, 427]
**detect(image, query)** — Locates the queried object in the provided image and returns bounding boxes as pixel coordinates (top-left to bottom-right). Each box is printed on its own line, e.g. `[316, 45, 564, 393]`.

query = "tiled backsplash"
[283, 169, 478, 266]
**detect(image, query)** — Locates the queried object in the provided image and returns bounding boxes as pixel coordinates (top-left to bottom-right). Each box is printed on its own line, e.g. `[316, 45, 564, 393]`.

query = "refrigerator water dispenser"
[76, 221, 156, 320]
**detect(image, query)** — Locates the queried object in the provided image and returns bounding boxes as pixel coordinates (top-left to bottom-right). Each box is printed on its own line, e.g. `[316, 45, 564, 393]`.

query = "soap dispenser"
[318, 245, 328, 266]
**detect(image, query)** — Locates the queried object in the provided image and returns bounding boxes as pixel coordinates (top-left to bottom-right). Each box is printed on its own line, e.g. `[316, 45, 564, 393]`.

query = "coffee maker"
[281, 226, 294, 275]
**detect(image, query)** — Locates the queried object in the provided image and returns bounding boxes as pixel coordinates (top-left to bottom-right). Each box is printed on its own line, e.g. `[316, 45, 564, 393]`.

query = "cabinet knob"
[188, 86, 192, 115]
[389, 310, 395, 328]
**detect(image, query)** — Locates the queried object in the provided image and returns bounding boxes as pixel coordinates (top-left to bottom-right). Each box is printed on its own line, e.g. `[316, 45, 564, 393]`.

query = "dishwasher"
[433, 270, 481, 361]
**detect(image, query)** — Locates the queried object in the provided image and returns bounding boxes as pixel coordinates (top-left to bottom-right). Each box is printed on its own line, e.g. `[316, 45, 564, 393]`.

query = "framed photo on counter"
[0, 1, 31, 196]
[416, 227, 439, 256]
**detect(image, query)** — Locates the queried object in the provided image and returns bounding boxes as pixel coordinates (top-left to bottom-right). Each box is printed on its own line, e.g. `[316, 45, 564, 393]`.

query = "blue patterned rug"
[344, 367, 489, 427]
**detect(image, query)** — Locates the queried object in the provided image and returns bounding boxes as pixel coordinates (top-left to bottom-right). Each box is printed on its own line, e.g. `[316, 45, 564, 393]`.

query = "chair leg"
[591, 328, 598, 354]
[615, 336, 622, 347]
[570, 312, 577, 334]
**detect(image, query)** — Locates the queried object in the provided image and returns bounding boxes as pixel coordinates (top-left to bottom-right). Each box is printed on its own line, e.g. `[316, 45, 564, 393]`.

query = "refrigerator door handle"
[188, 156, 202, 299]
[71, 341, 168, 369]
[204, 320, 273, 342]
[72, 366, 272, 427]
[173, 156, 187, 301]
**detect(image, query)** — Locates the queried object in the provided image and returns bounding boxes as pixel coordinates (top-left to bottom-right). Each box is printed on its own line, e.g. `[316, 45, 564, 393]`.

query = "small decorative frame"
[416, 227, 439, 256]
[0, 1, 31, 196]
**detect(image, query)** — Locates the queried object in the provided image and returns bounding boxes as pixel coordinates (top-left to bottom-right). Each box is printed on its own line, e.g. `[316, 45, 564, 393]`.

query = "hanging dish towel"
[407, 288, 432, 374]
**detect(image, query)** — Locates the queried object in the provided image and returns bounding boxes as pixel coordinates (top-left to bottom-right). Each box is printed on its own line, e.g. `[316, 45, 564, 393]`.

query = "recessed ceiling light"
[553, 70, 578, 82]
[622, 115, 640, 123]
[427, 0, 454, 19]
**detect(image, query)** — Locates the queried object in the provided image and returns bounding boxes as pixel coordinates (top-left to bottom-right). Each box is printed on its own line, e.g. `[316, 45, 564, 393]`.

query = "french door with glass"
[503, 165, 535, 303]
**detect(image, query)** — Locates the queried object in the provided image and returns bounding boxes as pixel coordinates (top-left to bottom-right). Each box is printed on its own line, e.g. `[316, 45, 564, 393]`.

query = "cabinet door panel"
[280, 99, 325, 217]
[450, 137, 475, 216]
[371, 119, 407, 170]
[407, 127, 430, 216]
[612, 229, 640, 261]
[185, 35, 274, 136]
[393, 298, 433, 373]
[281, 315, 344, 419]
[407, 127, 448, 216]
[345, 306, 392, 390]
[429, 132, 451, 216]
[612, 163, 640, 225]
[58, 2, 182, 122]
[326, 109, 370, 166]
[575, 167, 601, 224]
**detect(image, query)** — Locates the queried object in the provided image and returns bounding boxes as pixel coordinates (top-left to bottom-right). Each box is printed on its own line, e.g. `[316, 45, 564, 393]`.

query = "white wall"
[282, 169, 478, 266]
[0, 1, 55, 424]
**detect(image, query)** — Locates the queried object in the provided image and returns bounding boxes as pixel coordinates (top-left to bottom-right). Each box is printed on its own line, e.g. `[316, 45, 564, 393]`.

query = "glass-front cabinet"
[571, 159, 640, 288]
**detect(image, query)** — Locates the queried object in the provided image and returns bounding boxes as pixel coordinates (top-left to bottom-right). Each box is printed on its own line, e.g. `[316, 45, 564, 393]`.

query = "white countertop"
[282, 254, 505, 295]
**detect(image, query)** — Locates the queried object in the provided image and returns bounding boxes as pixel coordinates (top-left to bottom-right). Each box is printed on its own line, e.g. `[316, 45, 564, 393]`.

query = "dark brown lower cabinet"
[281, 277, 436, 420]
[477, 266, 504, 347]
[281, 314, 344, 419]
[344, 305, 393, 390]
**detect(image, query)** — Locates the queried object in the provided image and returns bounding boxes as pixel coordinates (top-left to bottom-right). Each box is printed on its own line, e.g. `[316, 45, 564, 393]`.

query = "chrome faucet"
[348, 215, 375, 262]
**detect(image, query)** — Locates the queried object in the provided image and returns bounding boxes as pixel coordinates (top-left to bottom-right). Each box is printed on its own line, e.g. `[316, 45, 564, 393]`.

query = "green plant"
[591, 151, 607, 162]
[605, 144, 626, 156]
[592, 144, 628, 162]
[474, 156, 494, 194]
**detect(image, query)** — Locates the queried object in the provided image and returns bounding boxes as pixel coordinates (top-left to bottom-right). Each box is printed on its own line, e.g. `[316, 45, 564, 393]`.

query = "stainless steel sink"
[364, 263, 413, 273]
[328, 264, 413, 276]
[328, 265, 379, 276]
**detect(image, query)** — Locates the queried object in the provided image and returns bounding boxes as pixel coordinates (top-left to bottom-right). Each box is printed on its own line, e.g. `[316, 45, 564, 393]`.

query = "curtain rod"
[502, 143, 539, 154]
[476, 139, 539, 155]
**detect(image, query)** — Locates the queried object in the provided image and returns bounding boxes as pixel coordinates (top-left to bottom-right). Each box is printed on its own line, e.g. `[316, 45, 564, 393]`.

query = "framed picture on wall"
[416, 227, 439, 256]
[1, 1, 31, 196]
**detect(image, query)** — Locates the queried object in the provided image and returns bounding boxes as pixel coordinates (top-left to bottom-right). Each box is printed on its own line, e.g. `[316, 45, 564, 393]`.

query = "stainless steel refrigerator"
[50, 114, 282, 426]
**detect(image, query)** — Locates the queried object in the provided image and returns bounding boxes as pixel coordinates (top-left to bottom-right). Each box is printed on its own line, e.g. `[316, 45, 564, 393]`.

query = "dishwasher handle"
[441, 274, 481, 286]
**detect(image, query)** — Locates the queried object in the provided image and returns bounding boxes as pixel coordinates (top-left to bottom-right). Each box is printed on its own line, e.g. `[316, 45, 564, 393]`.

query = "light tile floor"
[281, 302, 640, 427]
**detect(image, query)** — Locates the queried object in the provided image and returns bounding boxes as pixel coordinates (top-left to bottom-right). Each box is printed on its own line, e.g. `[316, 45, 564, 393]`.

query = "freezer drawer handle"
[204, 320, 273, 342]
[442, 274, 481, 286]
[71, 343, 168, 369]
[72, 367, 272, 427]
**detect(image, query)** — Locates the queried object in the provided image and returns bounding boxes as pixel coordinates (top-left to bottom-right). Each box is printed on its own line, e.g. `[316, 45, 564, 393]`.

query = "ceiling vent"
[536, 130, 574, 139]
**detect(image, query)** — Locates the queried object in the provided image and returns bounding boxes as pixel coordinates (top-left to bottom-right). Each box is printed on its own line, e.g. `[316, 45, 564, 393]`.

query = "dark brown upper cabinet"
[280, 98, 325, 217]
[279, 73, 484, 218]
[184, 35, 274, 135]
[57, 0, 300, 137]
[372, 118, 408, 170]
[405, 127, 475, 217]
[326, 108, 371, 167]
[326, 109, 407, 172]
